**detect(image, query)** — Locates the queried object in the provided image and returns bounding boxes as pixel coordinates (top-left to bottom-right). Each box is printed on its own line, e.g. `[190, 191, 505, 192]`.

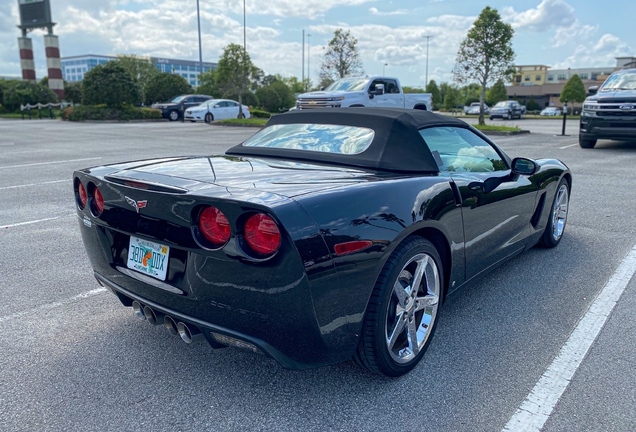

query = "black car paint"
[75, 149, 570, 369]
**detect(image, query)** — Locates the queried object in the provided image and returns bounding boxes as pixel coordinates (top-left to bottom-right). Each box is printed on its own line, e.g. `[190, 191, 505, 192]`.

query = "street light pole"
[196, 0, 203, 85]
[243, 0, 246, 51]
[302, 29, 305, 85]
[383, 63, 387, 75]
[307, 33, 312, 91]
[423, 35, 433, 87]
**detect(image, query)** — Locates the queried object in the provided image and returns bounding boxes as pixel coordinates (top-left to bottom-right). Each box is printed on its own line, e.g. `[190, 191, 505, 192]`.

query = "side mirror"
[372, 84, 385, 95]
[214, 104, 220, 108]
[588, 86, 598, 95]
[511, 157, 538, 176]
[320, 86, 325, 91]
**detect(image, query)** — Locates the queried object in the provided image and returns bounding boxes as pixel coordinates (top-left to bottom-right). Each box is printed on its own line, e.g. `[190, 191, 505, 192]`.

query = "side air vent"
[531, 192, 546, 228]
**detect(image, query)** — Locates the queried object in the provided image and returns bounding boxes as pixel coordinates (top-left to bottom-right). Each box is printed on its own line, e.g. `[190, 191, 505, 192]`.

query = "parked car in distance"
[465, 102, 490, 115]
[152, 95, 213, 121]
[184, 99, 251, 123]
[579, 68, 636, 148]
[540, 107, 562, 116]
[296, 76, 432, 111]
[490, 100, 524, 120]
[73, 108, 572, 377]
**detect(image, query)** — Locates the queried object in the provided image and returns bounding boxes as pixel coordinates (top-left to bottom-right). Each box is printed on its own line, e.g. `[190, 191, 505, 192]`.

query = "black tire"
[168, 110, 179, 121]
[353, 236, 443, 377]
[204, 113, 213, 123]
[579, 136, 597, 149]
[490, 116, 494, 121]
[506, 112, 512, 120]
[539, 178, 570, 248]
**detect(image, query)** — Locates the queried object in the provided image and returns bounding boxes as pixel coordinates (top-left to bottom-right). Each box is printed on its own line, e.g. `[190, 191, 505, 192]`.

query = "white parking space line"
[1, 149, 51, 155]
[1, 214, 74, 229]
[0, 179, 70, 190]
[559, 143, 578, 149]
[0, 157, 102, 170]
[0, 288, 108, 324]
[503, 244, 636, 432]
[0, 142, 15, 146]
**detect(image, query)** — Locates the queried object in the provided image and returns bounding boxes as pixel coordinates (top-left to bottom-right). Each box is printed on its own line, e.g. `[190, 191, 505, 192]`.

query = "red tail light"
[199, 206, 231, 246]
[78, 182, 87, 209]
[244, 214, 281, 255]
[93, 187, 104, 215]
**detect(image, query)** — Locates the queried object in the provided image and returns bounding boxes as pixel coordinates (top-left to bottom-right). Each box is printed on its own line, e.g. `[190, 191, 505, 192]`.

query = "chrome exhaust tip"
[177, 322, 204, 344]
[164, 316, 179, 335]
[132, 301, 146, 321]
[143, 306, 164, 325]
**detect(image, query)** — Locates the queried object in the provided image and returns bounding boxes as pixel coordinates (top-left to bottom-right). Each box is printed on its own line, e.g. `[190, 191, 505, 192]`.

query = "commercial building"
[61, 54, 217, 87]
[507, 57, 636, 110]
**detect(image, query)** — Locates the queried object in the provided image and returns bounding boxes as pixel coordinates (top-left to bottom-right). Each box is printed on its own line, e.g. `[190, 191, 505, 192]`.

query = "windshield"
[324, 78, 370, 92]
[601, 71, 636, 90]
[171, 96, 186, 103]
[494, 101, 512, 107]
[242, 124, 375, 154]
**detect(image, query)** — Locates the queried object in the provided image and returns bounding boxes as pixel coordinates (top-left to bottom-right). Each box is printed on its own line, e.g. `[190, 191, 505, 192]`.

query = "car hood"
[297, 90, 361, 99]
[592, 89, 636, 103]
[100, 155, 402, 198]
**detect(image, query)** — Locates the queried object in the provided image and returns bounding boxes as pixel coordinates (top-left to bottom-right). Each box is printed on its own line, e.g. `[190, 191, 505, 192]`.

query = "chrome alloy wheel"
[385, 253, 440, 364]
[552, 184, 569, 241]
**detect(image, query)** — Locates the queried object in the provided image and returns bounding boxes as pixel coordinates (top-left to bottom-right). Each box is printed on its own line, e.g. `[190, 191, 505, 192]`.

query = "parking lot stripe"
[0, 157, 102, 170]
[0, 288, 107, 324]
[559, 143, 578, 149]
[0, 179, 70, 190]
[502, 244, 636, 432]
[1, 215, 73, 229]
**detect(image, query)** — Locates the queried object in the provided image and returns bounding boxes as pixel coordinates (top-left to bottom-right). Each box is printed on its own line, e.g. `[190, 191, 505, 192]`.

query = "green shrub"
[66, 105, 162, 122]
[249, 108, 272, 118]
[144, 73, 193, 105]
[82, 62, 139, 108]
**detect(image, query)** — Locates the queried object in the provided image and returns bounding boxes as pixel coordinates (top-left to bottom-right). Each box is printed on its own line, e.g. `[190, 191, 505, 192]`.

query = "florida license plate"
[127, 236, 170, 281]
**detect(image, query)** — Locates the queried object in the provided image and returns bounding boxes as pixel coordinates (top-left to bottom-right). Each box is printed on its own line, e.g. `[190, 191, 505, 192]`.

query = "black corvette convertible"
[74, 108, 571, 377]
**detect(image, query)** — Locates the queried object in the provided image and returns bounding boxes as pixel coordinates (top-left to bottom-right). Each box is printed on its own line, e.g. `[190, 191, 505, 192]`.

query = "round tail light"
[199, 206, 231, 246]
[244, 214, 281, 255]
[78, 182, 87, 209]
[93, 187, 104, 216]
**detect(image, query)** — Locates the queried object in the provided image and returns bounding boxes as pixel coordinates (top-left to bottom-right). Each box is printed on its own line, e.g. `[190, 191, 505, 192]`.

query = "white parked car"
[465, 102, 490, 115]
[540, 107, 562, 116]
[184, 99, 251, 123]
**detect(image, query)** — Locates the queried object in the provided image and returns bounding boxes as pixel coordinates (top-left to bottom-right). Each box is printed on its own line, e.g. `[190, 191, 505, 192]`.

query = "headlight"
[583, 103, 599, 110]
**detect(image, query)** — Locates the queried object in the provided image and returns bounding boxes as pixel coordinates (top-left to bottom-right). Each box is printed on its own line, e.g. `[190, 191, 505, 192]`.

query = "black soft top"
[226, 108, 470, 173]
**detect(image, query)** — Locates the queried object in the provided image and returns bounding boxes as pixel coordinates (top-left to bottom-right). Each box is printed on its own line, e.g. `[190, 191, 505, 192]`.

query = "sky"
[1, 0, 634, 88]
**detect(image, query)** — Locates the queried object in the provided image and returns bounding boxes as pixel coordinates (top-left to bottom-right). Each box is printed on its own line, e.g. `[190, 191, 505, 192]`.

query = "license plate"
[127, 236, 170, 281]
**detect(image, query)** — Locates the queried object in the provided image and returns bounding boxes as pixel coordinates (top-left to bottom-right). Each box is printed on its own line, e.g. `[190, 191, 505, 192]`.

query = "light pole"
[306, 33, 312, 91]
[196, 0, 203, 85]
[423, 35, 433, 87]
[302, 30, 305, 85]
[243, 0, 246, 51]
[383, 63, 388, 75]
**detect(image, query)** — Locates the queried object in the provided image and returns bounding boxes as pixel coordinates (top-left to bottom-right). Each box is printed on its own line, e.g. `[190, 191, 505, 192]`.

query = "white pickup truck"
[296, 76, 433, 111]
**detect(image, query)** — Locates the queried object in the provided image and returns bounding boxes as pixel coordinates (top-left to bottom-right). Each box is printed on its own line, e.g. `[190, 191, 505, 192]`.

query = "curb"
[210, 122, 266, 128]
[80, 119, 169, 123]
[481, 130, 531, 136]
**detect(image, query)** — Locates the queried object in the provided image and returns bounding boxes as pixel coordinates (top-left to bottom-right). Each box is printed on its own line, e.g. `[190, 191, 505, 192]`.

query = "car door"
[226, 101, 240, 118]
[419, 126, 539, 281]
[377, 79, 403, 107]
[182, 97, 199, 112]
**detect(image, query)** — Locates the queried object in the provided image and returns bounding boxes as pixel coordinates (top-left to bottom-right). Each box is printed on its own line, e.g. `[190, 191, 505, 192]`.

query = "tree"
[82, 62, 138, 108]
[486, 79, 508, 106]
[425, 80, 442, 110]
[197, 68, 220, 98]
[2, 80, 58, 112]
[319, 29, 364, 85]
[64, 81, 83, 104]
[560, 74, 586, 114]
[526, 95, 541, 112]
[112, 55, 159, 104]
[144, 73, 193, 105]
[215, 43, 260, 118]
[280, 76, 310, 94]
[256, 81, 296, 112]
[442, 85, 460, 111]
[452, 7, 515, 124]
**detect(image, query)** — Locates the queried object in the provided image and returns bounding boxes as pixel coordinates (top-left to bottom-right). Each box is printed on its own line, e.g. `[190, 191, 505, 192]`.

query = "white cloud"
[502, 0, 576, 32]
[369, 7, 409, 16]
[552, 34, 634, 69]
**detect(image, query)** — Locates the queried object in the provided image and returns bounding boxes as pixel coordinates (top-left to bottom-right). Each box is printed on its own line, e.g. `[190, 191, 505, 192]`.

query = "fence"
[19, 102, 74, 120]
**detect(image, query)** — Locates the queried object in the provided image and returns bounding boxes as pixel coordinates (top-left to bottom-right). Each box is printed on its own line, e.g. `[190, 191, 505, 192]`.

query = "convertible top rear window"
[242, 124, 375, 155]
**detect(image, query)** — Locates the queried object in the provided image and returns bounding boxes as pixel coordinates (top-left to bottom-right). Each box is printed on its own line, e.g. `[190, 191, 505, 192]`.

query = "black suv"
[580, 68, 636, 148]
[152, 94, 213, 121]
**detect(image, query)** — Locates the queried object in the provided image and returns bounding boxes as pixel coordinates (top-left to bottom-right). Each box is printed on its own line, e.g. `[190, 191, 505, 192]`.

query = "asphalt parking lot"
[1, 118, 635, 432]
